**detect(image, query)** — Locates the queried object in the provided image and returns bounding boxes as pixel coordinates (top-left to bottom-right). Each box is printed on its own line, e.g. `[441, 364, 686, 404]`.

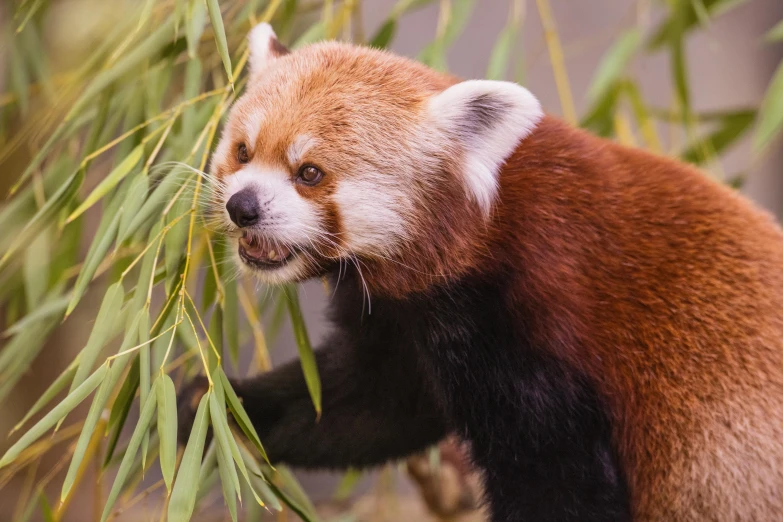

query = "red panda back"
[495, 116, 783, 520]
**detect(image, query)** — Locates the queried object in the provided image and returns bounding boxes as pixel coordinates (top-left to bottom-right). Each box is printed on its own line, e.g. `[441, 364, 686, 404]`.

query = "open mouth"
[238, 232, 294, 269]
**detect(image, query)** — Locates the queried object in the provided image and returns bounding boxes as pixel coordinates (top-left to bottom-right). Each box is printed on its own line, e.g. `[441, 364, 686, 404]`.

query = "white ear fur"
[428, 80, 543, 215]
[248, 23, 288, 79]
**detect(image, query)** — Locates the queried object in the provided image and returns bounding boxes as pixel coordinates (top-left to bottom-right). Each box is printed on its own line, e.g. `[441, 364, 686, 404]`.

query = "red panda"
[182, 22, 783, 521]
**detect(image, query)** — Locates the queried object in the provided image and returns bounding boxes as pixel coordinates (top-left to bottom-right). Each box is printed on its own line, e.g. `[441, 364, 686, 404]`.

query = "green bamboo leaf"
[117, 174, 150, 243]
[61, 353, 132, 500]
[208, 304, 223, 370]
[4, 293, 70, 337]
[38, 491, 55, 522]
[209, 392, 242, 500]
[647, 0, 750, 50]
[293, 22, 326, 48]
[157, 373, 178, 493]
[369, 19, 396, 49]
[265, 468, 319, 522]
[486, 24, 516, 81]
[586, 28, 641, 102]
[104, 356, 140, 467]
[65, 206, 122, 318]
[223, 279, 239, 366]
[216, 447, 239, 522]
[66, 144, 143, 224]
[753, 60, 783, 154]
[0, 316, 59, 403]
[10, 357, 78, 434]
[237, 443, 281, 511]
[181, 57, 203, 146]
[681, 110, 756, 164]
[765, 19, 783, 42]
[186, 0, 207, 58]
[334, 469, 362, 501]
[282, 284, 321, 415]
[66, 17, 176, 121]
[23, 226, 50, 307]
[206, 0, 233, 84]
[165, 194, 190, 281]
[198, 440, 218, 487]
[0, 364, 108, 469]
[62, 308, 145, 494]
[118, 170, 182, 244]
[219, 368, 269, 463]
[580, 81, 621, 137]
[70, 281, 125, 393]
[140, 321, 152, 471]
[0, 169, 83, 273]
[168, 391, 211, 522]
[100, 378, 160, 522]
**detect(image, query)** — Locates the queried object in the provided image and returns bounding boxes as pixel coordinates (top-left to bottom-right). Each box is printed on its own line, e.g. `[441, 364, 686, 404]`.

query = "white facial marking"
[222, 165, 324, 281]
[334, 175, 412, 257]
[428, 80, 543, 216]
[287, 135, 318, 166]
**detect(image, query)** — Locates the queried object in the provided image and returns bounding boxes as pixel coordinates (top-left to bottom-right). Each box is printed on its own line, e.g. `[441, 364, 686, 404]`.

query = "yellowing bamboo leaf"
[0, 364, 108, 469]
[66, 144, 144, 224]
[100, 378, 160, 522]
[168, 391, 211, 522]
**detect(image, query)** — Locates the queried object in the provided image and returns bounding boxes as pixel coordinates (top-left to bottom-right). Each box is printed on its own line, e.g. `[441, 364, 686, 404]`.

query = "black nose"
[226, 189, 261, 227]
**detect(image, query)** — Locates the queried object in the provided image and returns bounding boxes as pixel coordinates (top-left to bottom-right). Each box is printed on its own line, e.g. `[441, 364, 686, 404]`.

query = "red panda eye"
[297, 165, 324, 185]
[237, 143, 249, 164]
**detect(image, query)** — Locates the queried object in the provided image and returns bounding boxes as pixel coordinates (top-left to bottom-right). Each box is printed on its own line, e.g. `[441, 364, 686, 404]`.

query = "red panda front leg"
[179, 330, 447, 469]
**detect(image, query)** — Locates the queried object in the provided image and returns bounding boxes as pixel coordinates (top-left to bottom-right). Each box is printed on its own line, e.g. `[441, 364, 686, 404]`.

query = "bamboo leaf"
[0, 170, 83, 273]
[4, 293, 70, 337]
[70, 281, 125, 393]
[219, 368, 269, 463]
[223, 279, 239, 366]
[0, 364, 108, 469]
[10, 357, 78, 434]
[369, 19, 396, 49]
[66, 17, 176, 121]
[753, 60, 783, 154]
[765, 19, 783, 42]
[117, 170, 182, 244]
[586, 28, 641, 102]
[216, 438, 239, 522]
[206, 0, 233, 85]
[157, 373, 178, 493]
[100, 378, 160, 522]
[140, 313, 152, 471]
[486, 24, 517, 81]
[23, 227, 51, 308]
[282, 284, 321, 415]
[66, 144, 144, 224]
[187, 0, 207, 58]
[168, 391, 211, 522]
[293, 21, 326, 48]
[681, 110, 756, 164]
[647, 0, 751, 50]
[104, 356, 140, 466]
[117, 174, 150, 243]
[209, 392, 242, 502]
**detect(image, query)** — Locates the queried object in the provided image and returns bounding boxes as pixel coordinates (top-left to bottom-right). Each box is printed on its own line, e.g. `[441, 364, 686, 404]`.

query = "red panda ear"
[248, 23, 290, 81]
[428, 80, 543, 215]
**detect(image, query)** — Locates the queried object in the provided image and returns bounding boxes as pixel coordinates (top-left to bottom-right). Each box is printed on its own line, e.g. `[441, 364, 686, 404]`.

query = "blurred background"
[1, 0, 782, 521]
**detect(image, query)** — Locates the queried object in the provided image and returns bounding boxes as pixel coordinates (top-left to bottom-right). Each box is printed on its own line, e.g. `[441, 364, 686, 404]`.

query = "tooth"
[268, 250, 277, 260]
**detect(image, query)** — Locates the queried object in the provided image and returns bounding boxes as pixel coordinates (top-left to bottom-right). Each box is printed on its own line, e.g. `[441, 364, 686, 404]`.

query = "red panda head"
[210, 23, 543, 295]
